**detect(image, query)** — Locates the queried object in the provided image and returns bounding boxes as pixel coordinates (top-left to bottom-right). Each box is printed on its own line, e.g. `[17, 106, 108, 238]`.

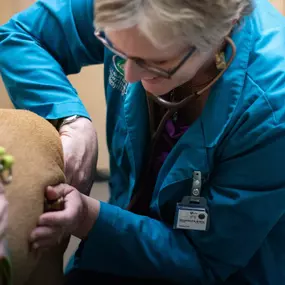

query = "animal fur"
[0, 109, 69, 285]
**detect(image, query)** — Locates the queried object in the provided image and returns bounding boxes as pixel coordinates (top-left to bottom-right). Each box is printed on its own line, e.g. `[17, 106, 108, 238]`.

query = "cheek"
[141, 52, 212, 96]
[170, 64, 200, 86]
[174, 53, 211, 81]
[183, 55, 206, 74]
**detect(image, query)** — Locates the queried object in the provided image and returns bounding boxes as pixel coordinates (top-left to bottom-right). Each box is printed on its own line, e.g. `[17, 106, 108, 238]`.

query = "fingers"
[30, 226, 57, 242]
[45, 183, 74, 200]
[30, 226, 63, 249]
[59, 127, 97, 195]
[30, 186, 82, 250]
[45, 186, 61, 201]
[30, 226, 66, 250]
[40, 187, 82, 228]
[33, 239, 59, 250]
[38, 209, 69, 228]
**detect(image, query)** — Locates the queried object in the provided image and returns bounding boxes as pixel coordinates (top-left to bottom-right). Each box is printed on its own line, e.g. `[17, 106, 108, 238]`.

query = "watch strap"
[57, 115, 81, 130]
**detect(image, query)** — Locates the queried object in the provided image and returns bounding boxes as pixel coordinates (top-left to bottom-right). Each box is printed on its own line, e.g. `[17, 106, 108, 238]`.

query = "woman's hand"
[59, 117, 98, 195]
[30, 184, 84, 250]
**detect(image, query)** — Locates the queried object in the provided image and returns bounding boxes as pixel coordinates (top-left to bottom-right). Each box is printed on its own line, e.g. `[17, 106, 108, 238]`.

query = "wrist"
[57, 115, 83, 130]
[49, 115, 91, 131]
[74, 194, 100, 240]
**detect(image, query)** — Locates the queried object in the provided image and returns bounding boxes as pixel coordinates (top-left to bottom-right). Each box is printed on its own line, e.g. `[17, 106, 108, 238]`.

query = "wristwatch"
[57, 115, 82, 130]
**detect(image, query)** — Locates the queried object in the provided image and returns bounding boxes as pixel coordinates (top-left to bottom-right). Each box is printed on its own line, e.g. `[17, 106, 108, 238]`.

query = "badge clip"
[174, 171, 209, 231]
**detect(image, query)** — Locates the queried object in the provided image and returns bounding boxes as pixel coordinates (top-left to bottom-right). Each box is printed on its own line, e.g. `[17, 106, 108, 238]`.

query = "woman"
[1, 0, 285, 284]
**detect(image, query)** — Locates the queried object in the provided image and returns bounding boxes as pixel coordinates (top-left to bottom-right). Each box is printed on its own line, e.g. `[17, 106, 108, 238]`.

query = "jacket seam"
[246, 73, 277, 123]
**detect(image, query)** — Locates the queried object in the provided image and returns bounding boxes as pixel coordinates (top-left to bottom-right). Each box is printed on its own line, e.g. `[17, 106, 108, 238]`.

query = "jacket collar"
[201, 18, 253, 147]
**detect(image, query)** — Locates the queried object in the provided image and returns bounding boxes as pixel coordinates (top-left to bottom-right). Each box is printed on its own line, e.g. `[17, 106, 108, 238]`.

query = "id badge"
[173, 198, 209, 231]
[173, 171, 209, 231]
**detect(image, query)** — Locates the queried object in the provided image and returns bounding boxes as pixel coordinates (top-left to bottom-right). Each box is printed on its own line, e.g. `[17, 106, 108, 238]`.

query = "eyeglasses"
[95, 29, 196, 79]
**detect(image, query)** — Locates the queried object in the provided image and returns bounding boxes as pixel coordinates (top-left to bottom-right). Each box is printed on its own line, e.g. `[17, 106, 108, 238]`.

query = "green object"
[1, 156, 14, 170]
[0, 147, 14, 185]
[0, 148, 5, 156]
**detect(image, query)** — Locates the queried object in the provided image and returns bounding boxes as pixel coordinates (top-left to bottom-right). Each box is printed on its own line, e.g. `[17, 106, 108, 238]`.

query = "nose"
[124, 59, 145, 83]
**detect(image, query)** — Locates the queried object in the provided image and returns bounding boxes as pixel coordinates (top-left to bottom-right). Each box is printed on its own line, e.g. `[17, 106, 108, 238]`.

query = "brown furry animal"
[0, 109, 69, 285]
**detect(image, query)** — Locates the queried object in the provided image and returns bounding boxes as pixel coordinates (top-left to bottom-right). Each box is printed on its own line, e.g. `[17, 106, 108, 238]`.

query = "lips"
[142, 77, 164, 84]
[143, 76, 157, 80]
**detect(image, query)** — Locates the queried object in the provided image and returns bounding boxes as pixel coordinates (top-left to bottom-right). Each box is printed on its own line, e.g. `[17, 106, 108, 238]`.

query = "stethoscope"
[127, 37, 236, 212]
[147, 36, 236, 147]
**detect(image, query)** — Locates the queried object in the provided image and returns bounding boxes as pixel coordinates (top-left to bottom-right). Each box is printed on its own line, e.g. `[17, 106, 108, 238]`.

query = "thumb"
[46, 184, 65, 201]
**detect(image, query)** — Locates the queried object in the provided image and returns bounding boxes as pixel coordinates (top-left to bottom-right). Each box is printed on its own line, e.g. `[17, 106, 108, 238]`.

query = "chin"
[141, 80, 173, 96]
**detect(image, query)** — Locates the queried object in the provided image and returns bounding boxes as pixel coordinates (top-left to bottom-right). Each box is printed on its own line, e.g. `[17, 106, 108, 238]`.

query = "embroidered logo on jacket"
[113, 55, 126, 76]
[108, 55, 127, 95]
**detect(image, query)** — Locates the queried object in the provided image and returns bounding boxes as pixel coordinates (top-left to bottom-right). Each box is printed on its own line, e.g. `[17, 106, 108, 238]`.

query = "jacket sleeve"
[0, 0, 104, 120]
[72, 97, 285, 284]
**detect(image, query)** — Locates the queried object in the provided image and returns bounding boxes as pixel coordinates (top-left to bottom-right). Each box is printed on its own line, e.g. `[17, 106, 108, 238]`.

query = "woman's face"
[106, 26, 216, 95]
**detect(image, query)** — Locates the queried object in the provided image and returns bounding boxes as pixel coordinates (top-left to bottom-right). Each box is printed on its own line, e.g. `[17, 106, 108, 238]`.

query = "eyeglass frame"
[94, 29, 196, 79]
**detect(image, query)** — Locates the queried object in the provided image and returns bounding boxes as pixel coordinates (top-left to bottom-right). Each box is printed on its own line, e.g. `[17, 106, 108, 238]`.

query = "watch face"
[67, 115, 78, 122]
[68, 115, 79, 122]
[60, 115, 79, 129]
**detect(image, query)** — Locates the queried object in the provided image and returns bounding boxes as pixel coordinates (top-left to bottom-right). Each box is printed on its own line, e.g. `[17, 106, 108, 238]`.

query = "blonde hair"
[94, 0, 253, 51]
